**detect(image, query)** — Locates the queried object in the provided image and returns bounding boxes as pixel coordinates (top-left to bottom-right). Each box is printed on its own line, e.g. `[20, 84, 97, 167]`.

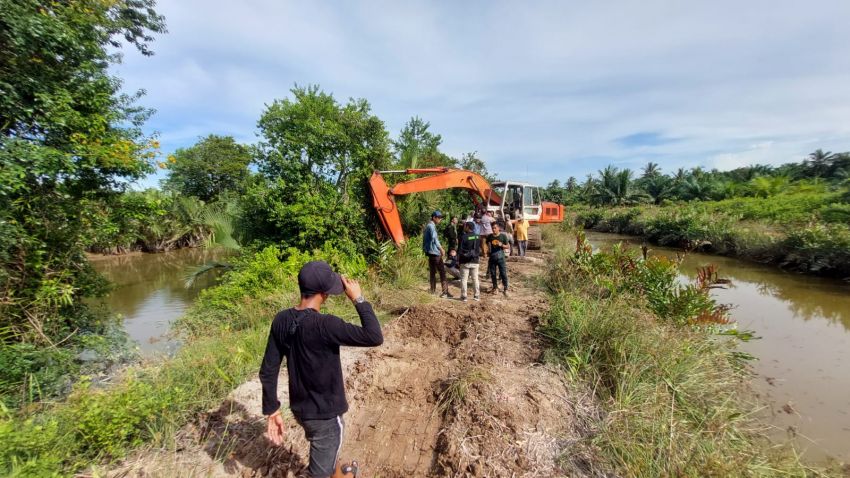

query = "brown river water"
[585, 231, 850, 464]
[90, 238, 849, 463]
[90, 247, 229, 356]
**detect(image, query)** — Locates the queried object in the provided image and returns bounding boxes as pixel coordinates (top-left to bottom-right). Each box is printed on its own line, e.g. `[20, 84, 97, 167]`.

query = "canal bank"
[586, 231, 850, 463]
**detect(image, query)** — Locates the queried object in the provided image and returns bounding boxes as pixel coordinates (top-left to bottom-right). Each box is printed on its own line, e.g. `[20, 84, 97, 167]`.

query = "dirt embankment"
[107, 254, 599, 477]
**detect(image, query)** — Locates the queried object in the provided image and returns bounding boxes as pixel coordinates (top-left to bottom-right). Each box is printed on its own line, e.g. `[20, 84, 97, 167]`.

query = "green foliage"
[0, 242, 370, 475]
[0, 343, 77, 409]
[179, 245, 367, 336]
[541, 231, 818, 476]
[247, 85, 391, 255]
[0, 0, 164, 361]
[84, 189, 239, 253]
[590, 166, 648, 206]
[644, 208, 736, 252]
[161, 135, 252, 202]
[571, 187, 850, 277]
[782, 223, 850, 275]
[394, 116, 444, 169]
[818, 203, 850, 224]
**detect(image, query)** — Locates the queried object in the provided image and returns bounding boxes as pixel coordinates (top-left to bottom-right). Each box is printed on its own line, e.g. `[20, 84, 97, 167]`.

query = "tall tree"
[162, 135, 251, 201]
[642, 175, 675, 205]
[642, 162, 662, 178]
[247, 85, 391, 252]
[393, 116, 443, 169]
[807, 149, 836, 178]
[0, 0, 165, 343]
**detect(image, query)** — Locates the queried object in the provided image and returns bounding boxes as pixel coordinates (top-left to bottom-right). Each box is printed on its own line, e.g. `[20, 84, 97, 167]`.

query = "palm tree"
[565, 176, 578, 192]
[747, 176, 789, 198]
[642, 175, 674, 205]
[591, 166, 648, 205]
[642, 162, 661, 178]
[677, 176, 720, 201]
[807, 149, 836, 177]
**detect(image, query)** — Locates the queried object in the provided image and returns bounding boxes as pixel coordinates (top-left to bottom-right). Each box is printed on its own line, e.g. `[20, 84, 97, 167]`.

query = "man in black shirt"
[444, 216, 459, 253]
[259, 260, 383, 477]
[486, 222, 510, 297]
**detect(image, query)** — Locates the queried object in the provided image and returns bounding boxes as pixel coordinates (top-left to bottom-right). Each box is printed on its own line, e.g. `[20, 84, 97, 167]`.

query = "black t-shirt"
[259, 302, 383, 419]
[458, 232, 481, 264]
[487, 233, 509, 260]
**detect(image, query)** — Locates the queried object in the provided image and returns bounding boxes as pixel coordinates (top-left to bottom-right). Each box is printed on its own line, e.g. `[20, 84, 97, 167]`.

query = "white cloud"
[114, 0, 850, 185]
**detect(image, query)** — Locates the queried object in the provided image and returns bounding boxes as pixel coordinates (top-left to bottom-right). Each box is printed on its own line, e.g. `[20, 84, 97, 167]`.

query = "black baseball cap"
[298, 261, 345, 296]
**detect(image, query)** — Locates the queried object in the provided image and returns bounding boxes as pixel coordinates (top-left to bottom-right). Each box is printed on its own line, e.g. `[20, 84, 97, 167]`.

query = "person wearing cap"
[423, 210, 452, 298]
[259, 261, 383, 478]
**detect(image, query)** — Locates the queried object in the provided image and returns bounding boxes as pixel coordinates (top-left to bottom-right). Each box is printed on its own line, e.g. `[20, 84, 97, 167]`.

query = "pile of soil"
[107, 254, 599, 477]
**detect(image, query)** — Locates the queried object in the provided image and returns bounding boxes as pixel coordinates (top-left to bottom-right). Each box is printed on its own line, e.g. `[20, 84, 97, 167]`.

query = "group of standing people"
[422, 209, 531, 301]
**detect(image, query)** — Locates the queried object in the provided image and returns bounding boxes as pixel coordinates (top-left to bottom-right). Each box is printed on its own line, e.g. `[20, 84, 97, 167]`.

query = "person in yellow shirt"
[512, 214, 530, 257]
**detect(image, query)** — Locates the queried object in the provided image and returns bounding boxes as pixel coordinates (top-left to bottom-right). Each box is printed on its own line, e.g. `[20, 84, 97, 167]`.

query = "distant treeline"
[541, 150, 850, 206]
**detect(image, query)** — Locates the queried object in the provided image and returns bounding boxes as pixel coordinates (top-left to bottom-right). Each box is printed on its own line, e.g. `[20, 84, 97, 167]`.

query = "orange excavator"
[369, 168, 564, 249]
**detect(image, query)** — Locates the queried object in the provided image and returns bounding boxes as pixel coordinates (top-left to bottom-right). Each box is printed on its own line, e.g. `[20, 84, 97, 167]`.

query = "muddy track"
[108, 254, 594, 478]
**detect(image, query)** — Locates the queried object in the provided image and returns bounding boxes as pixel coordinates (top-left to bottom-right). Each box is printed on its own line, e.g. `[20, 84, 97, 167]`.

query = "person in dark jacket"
[259, 261, 383, 478]
[486, 222, 510, 297]
[457, 221, 482, 301]
[444, 216, 459, 253]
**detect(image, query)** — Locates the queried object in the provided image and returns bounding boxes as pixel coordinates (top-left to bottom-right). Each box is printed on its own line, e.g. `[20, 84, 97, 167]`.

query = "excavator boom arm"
[369, 168, 500, 245]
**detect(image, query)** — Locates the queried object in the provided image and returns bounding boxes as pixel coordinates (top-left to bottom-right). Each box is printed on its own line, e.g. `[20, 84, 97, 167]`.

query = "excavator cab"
[488, 181, 544, 221]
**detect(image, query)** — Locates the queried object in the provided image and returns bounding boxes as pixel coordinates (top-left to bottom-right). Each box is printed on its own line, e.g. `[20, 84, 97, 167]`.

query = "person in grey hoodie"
[422, 210, 452, 298]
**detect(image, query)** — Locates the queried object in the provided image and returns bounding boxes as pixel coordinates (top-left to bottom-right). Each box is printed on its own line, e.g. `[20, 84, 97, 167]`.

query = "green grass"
[0, 242, 425, 476]
[540, 229, 833, 476]
[569, 191, 850, 277]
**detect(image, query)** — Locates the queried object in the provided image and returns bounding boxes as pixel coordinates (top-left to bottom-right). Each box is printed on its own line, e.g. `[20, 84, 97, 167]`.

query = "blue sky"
[113, 0, 850, 189]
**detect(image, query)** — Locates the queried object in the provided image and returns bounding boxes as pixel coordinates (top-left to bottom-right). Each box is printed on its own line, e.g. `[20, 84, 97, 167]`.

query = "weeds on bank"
[541, 231, 827, 476]
[570, 193, 850, 277]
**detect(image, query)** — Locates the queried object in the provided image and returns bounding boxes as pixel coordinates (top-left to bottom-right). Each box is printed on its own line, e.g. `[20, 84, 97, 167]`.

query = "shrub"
[781, 223, 850, 276]
[818, 203, 850, 224]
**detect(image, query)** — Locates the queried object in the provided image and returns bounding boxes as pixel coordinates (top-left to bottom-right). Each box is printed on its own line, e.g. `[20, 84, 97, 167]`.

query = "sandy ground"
[105, 253, 599, 478]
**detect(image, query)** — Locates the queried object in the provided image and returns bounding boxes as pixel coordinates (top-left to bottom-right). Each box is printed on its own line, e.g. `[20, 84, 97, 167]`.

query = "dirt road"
[109, 253, 594, 477]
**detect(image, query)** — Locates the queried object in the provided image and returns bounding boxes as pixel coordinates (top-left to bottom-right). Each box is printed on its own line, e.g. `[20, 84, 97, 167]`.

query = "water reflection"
[584, 232, 850, 463]
[90, 248, 229, 356]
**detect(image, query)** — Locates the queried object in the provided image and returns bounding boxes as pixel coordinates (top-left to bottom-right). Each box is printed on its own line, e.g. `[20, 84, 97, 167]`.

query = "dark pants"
[298, 415, 344, 478]
[488, 257, 508, 290]
[428, 254, 447, 293]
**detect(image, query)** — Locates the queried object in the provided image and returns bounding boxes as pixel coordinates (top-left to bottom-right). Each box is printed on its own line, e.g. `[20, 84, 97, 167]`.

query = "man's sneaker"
[460, 295, 468, 302]
[502, 289, 509, 298]
[473, 295, 480, 301]
[440, 291, 454, 299]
